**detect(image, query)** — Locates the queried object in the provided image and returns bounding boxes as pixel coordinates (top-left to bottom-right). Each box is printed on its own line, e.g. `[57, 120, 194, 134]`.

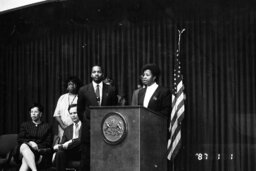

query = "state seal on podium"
[101, 112, 127, 145]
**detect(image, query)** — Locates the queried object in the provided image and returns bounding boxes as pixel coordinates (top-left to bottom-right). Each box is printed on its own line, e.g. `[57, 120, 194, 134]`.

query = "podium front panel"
[90, 106, 167, 171]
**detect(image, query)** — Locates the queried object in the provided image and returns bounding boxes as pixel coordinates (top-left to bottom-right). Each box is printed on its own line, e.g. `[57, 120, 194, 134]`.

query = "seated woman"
[16, 103, 52, 171]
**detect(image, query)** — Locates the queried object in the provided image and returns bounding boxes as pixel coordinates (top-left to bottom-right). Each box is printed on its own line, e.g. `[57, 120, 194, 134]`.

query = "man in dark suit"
[77, 65, 118, 170]
[138, 63, 172, 117]
[53, 104, 81, 171]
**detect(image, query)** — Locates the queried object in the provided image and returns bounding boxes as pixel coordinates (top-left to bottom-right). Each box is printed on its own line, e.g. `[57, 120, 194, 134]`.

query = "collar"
[32, 120, 42, 127]
[146, 82, 158, 89]
[74, 121, 81, 127]
[92, 81, 103, 89]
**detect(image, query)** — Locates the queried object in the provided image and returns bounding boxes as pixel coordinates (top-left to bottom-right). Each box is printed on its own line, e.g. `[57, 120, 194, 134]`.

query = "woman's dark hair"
[141, 63, 160, 82]
[29, 103, 44, 113]
[65, 76, 83, 93]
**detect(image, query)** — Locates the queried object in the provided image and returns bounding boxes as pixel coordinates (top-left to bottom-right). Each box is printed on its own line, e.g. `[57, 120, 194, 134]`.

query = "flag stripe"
[177, 81, 183, 92]
[169, 123, 181, 143]
[170, 105, 184, 134]
[167, 130, 181, 160]
[170, 93, 184, 130]
[169, 124, 181, 147]
[171, 93, 184, 119]
[168, 95, 184, 160]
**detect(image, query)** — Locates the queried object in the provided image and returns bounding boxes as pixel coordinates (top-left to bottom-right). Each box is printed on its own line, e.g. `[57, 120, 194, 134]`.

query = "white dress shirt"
[92, 81, 103, 105]
[72, 121, 81, 139]
[143, 82, 159, 108]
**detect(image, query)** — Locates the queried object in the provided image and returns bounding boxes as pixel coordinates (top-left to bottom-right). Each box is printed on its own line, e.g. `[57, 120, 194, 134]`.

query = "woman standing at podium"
[137, 63, 172, 117]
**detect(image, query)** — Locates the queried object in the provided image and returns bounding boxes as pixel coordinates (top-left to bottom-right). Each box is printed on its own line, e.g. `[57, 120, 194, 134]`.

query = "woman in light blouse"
[53, 76, 82, 141]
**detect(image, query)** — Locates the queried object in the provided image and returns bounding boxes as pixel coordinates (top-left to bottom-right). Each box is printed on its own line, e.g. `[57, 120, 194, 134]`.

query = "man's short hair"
[68, 104, 77, 113]
[141, 63, 160, 82]
[91, 65, 103, 73]
[29, 103, 44, 113]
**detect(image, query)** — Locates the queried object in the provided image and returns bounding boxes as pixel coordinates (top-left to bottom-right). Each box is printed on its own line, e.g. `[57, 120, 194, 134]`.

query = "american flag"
[167, 29, 185, 160]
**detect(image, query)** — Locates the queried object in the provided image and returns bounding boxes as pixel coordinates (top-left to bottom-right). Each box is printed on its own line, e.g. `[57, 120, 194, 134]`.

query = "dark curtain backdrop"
[0, 7, 256, 171]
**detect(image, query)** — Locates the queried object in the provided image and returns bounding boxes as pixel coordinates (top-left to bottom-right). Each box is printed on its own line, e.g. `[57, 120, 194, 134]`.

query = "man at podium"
[77, 65, 118, 170]
[138, 63, 172, 117]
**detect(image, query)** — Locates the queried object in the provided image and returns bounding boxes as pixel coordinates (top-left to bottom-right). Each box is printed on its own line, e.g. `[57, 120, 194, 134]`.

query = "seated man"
[53, 104, 81, 171]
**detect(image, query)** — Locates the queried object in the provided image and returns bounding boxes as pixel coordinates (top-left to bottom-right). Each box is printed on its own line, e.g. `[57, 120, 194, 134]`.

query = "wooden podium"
[90, 106, 167, 171]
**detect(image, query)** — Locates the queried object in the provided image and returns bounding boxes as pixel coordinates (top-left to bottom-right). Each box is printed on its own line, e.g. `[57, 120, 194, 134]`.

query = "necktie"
[96, 84, 100, 106]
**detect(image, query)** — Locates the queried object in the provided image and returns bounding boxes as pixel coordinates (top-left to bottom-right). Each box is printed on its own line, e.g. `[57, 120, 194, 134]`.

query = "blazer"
[17, 121, 52, 149]
[138, 85, 172, 117]
[61, 123, 81, 150]
[77, 82, 118, 121]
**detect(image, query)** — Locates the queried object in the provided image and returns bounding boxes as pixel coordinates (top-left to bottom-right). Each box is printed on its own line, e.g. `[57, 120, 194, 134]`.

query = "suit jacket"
[138, 85, 172, 117]
[77, 82, 118, 121]
[77, 82, 118, 146]
[61, 123, 81, 150]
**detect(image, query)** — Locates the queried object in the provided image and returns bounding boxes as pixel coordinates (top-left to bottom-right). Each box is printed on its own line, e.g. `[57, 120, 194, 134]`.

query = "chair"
[0, 133, 53, 171]
[66, 160, 80, 171]
[0, 134, 18, 171]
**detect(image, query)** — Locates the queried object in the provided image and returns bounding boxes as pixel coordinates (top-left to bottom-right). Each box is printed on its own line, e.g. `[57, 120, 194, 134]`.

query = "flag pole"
[176, 28, 186, 100]
[170, 28, 185, 171]
[176, 28, 186, 57]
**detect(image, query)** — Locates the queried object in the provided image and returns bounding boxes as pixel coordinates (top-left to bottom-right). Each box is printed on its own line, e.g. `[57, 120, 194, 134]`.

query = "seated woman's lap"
[19, 143, 41, 162]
